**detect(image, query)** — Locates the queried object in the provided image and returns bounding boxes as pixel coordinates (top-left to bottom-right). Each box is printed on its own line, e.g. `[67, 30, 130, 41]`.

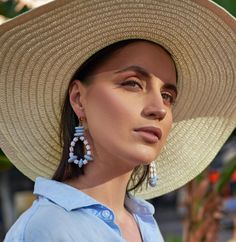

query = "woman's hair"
[52, 39, 175, 194]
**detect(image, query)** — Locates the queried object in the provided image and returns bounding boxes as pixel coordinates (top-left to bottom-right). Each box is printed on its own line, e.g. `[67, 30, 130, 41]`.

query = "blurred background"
[0, 0, 236, 241]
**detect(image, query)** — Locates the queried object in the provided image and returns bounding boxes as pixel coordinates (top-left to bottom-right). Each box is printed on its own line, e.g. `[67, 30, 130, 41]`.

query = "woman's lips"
[134, 127, 162, 144]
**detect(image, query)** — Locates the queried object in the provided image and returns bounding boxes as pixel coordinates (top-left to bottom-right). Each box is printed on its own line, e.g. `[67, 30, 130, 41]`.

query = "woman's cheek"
[161, 113, 173, 145]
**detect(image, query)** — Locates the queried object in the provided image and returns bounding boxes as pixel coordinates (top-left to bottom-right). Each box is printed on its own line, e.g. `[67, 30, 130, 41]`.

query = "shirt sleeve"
[23, 206, 75, 242]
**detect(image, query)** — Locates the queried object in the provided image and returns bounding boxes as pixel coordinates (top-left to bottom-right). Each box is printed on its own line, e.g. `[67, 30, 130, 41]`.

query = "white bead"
[84, 140, 88, 145]
[87, 151, 91, 155]
[83, 160, 88, 165]
[74, 159, 79, 164]
[71, 141, 75, 146]
[86, 145, 90, 150]
[73, 137, 78, 142]
[79, 136, 85, 141]
[69, 147, 74, 152]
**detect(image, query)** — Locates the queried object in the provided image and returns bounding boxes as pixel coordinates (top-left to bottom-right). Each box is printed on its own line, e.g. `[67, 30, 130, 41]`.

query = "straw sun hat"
[0, 0, 236, 199]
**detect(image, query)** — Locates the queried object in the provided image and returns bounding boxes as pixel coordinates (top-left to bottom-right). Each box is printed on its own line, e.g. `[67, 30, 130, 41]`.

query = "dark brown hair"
[52, 39, 174, 194]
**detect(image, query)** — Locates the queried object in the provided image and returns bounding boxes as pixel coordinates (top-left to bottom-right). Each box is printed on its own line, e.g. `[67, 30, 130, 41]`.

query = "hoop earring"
[148, 161, 158, 187]
[68, 118, 93, 167]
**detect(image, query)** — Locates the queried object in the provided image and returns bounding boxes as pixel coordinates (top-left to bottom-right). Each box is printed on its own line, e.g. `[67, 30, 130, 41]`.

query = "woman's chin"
[129, 152, 159, 166]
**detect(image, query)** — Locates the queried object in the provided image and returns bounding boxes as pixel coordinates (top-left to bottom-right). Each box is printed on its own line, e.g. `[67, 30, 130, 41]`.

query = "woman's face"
[71, 41, 177, 169]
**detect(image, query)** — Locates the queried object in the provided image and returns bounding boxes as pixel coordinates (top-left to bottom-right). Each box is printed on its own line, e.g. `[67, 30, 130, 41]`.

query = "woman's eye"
[121, 80, 143, 89]
[162, 92, 175, 106]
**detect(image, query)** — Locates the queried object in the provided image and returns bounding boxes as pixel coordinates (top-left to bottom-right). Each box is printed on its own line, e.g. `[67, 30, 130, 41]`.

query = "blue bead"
[149, 176, 158, 187]
[68, 155, 77, 163]
[74, 133, 83, 137]
[75, 127, 84, 131]
[84, 155, 92, 161]
[149, 180, 157, 187]
[78, 159, 84, 168]
[75, 130, 84, 134]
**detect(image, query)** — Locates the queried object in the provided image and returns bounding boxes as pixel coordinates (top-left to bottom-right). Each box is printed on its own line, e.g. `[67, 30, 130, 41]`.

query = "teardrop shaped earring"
[68, 117, 93, 167]
[148, 161, 158, 187]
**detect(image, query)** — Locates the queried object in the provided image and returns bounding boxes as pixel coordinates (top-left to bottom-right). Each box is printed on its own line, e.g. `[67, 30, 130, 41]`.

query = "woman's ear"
[69, 80, 87, 118]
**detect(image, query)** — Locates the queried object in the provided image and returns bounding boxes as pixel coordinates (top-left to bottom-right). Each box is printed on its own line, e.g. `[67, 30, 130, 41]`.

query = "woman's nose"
[142, 106, 167, 120]
[142, 94, 167, 120]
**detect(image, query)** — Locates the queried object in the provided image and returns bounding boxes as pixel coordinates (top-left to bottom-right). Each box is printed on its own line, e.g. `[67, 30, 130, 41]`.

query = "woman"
[0, 0, 236, 241]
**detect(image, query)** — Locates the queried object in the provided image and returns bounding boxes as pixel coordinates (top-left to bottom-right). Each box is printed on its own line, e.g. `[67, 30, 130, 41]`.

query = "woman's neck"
[65, 160, 133, 216]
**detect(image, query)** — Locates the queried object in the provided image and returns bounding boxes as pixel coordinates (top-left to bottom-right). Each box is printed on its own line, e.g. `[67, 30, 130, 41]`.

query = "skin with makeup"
[67, 41, 177, 242]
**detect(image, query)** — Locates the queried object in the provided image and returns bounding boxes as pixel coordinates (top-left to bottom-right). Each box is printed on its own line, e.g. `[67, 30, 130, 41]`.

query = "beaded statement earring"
[68, 118, 93, 167]
[148, 161, 158, 187]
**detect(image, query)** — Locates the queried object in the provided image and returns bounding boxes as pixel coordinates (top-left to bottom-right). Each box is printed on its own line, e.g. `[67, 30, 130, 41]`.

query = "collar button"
[101, 209, 111, 218]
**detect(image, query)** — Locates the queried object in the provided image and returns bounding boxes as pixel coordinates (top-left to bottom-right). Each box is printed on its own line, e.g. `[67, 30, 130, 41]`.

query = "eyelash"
[121, 80, 176, 106]
[121, 80, 143, 89]
[162, 92, 175, 106]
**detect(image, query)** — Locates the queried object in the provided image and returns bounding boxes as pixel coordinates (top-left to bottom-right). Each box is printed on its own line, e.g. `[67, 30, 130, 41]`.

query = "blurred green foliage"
[0, 0, 29, 18]
[213, 0, 236, 17]
[167, 236, 183, 242]
[216, 156, 236, 194]
[0, 149, 12, 171]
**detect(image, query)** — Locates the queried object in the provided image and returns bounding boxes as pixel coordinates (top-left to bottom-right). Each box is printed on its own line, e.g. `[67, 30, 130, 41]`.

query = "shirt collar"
[125, 194, 155, 215]
[34, 177, 154, 215]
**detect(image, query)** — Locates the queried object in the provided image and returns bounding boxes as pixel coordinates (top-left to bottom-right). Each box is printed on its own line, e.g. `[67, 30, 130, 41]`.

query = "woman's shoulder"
[4, 195, 126, 242]
[4, 197, 74, 242]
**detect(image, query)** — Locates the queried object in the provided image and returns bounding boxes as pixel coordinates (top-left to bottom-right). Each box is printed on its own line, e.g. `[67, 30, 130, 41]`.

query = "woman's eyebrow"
[114, 65, 151, 79]
[114, 65, 178, 96]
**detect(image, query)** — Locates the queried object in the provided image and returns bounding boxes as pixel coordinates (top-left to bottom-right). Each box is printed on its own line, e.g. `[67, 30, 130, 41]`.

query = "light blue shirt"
[4, 177, 164, 242]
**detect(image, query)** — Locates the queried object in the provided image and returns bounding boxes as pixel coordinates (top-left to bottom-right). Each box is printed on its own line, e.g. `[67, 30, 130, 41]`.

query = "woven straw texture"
[0, 0, 236, 199]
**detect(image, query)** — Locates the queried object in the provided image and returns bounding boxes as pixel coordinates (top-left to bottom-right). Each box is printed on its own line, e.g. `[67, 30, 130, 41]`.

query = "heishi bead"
[86, 145, 90, 150]
[74, 133, 82, 137]
[69, 147, 74, 152]
[71, 141, 75, 146]
[75, 130, 84, 134]
[75, 126, 84, 130]
[75, 131, 84, 135]
[84, 155, 92, 161]
[84, 140, 88, 145]
[83, 159, 88, 165]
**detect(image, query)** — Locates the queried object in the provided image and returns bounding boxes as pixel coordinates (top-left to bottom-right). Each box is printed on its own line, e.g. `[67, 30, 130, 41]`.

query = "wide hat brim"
[0, 0, 236, 199]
